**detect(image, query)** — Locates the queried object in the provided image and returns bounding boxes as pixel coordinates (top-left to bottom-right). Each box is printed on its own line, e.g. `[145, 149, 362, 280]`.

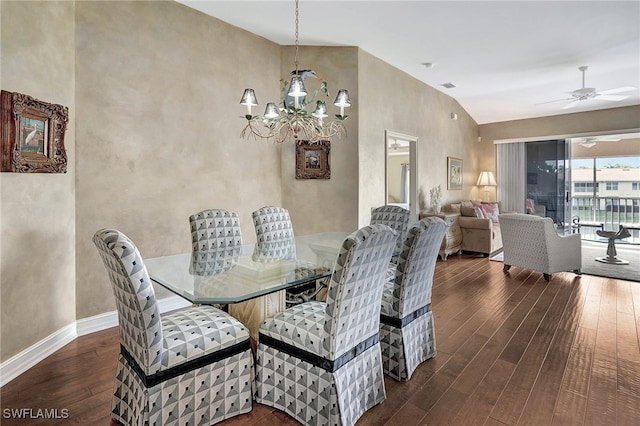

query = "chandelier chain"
[294, 0, 299, 72]
[239, 0, 350, 144]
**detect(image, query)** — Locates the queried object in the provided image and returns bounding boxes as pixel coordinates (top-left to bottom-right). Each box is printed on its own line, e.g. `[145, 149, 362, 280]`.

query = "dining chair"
[189, 209, 243, 276]
[255, 224, 397, 426]
[370, 205, 411, 280]
[93, 229, 254, 426]
[379, 216, 446, 381]
[251, 206, 319, 306]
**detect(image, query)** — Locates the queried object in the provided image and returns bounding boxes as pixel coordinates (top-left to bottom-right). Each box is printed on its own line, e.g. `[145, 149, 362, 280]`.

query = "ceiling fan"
[547, 66, 636, 109]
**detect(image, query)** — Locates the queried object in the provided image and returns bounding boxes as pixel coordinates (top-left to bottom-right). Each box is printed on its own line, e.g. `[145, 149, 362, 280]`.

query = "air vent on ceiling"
[440, 82, 456, 89]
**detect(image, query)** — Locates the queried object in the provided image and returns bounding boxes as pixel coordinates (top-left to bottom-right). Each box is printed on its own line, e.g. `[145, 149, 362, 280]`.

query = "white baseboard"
[1, 295, 192, 387]
[75, 295, 192, 336]
[0, 323, 77, 388]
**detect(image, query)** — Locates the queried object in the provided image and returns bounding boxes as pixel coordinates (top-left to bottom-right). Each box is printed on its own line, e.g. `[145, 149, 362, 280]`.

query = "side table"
[421, 212, 462, 260]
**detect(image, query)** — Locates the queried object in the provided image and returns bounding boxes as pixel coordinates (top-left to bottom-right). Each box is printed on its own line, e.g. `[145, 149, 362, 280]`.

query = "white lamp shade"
[312, 101, 328, 118]
[240, 89, 258, 106]
[476, 171, 496, 186]
[287, 76, 307, 97]
[263, 102, 279, 119]
[333, 89, 351, 107]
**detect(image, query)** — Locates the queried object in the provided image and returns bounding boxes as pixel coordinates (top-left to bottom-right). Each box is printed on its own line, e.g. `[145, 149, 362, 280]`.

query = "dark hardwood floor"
[2, 254, 639, 425]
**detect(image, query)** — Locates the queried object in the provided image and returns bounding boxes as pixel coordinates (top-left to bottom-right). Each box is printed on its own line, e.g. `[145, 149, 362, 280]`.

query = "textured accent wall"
[357, 50, 481, 224]
[280, 46, 360, 235]
[0, 0, 76, 362]
[74, 1, 283, 319]
[476, 105, 640, 188]
[478, 105, 640, 143]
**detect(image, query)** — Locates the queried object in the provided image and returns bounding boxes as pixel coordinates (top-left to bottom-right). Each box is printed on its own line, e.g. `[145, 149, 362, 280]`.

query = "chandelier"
[239, 0, 351, 144]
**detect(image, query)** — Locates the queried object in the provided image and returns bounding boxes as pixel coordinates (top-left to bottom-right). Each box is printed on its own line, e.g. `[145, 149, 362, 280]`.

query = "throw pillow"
[525, 199, 535, 214]
[449, 203, 462, 213]
[460, 206, 483, 218]
[460, 200, 474, 208]
[480, 203, 500, 222]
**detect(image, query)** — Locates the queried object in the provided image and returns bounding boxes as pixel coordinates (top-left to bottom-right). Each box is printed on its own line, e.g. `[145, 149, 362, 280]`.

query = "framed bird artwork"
[1, 90, 69, 173]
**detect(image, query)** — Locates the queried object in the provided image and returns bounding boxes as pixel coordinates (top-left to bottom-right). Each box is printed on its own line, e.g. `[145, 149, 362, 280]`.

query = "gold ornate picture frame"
[295, 140, 330, 179]
[1, 90, 69, 173]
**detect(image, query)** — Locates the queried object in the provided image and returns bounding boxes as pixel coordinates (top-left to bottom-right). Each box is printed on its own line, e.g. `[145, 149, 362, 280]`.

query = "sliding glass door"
[525, 139, 570, 231]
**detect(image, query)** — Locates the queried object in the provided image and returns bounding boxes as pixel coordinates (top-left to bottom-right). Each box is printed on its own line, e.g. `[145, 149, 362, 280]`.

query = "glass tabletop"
[145, 232, 349, 304]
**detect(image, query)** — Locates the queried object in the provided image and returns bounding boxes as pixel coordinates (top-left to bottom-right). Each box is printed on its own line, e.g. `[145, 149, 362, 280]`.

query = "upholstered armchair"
[498, 214, 582, 281]
[380, 216, 446, 381]
[93, 229, 254, 426]
[255, 224, 397, 426]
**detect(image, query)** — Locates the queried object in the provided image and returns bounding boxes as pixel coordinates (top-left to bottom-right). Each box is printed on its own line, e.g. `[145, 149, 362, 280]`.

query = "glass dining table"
[145, 232, 348, 339]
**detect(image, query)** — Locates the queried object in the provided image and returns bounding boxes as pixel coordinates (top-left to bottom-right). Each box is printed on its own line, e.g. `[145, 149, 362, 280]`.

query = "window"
[574, 182, 599, 192]
[633, 182, 640, 191]
[606, 182, 618, 191]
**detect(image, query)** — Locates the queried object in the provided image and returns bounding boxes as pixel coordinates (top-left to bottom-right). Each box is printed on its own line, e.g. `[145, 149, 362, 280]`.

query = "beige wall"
[0, 1, 76, 361]
[280, 46, 359, 235]
[479, 105, 640, 143]
[477, 106, 640, 200]
[357, 51, 481, 224]
[74, 1, 283, 319]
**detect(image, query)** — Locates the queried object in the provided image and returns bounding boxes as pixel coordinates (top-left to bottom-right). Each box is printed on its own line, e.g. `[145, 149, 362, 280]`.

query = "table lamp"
[476, 171, 496, 202]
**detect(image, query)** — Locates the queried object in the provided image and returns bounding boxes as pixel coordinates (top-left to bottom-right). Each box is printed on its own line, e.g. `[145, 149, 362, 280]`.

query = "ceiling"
[178, 0, 640, 125]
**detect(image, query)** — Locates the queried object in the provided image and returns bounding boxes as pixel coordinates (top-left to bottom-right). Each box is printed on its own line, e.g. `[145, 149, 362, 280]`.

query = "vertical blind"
[497, 142, 526, 213]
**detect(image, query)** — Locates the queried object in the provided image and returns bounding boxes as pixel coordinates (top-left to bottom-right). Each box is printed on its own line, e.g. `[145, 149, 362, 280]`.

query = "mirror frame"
[385, 130, 419, 222]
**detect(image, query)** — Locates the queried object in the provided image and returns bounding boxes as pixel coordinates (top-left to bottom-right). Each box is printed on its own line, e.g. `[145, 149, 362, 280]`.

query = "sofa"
[421, 200, 508, 257]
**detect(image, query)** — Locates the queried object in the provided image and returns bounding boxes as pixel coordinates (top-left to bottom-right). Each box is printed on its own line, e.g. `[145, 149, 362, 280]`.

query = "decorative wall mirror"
[385, 130, 418, 221]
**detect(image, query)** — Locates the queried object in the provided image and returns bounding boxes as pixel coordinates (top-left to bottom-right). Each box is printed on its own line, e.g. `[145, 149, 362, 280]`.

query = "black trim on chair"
[380, 304, 431, 328]
[121, 338, 252, 388]
[258, 333, 379, 373]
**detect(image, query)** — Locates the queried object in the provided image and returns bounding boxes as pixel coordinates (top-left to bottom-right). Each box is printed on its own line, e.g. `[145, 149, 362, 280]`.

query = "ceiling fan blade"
[536, 97, 573, 105]
[562, 100, 581, 109]
[579, 141, 597, 148]
[598, 86, 636, 95]
[596, 94, 629, 101]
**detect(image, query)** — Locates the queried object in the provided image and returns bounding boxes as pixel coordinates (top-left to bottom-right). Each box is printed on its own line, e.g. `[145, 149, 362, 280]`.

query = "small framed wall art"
[1, 90, 69, 173]
[447, 156, 463, 190]
[295, 140, 330, 179]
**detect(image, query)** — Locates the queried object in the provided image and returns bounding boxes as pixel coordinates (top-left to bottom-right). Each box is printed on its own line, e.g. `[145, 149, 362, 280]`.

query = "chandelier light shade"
[476, 171, 497, 201]
[239, 0, 351, 144]
[264, 102, 279, 119]
[240, 89, 258, 114]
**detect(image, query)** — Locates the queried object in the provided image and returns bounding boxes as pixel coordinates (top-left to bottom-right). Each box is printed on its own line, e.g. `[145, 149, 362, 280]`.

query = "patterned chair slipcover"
[93, 229, 253, 426]
[379, 217, 446, 381]
[252, 206, 319, 306]
[370, 205, 411, 280]
[370, 205, 411, 258]
[499, 213, 582, 281]
[189, 209, 243, 276]
[255, 224, 397, 426]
